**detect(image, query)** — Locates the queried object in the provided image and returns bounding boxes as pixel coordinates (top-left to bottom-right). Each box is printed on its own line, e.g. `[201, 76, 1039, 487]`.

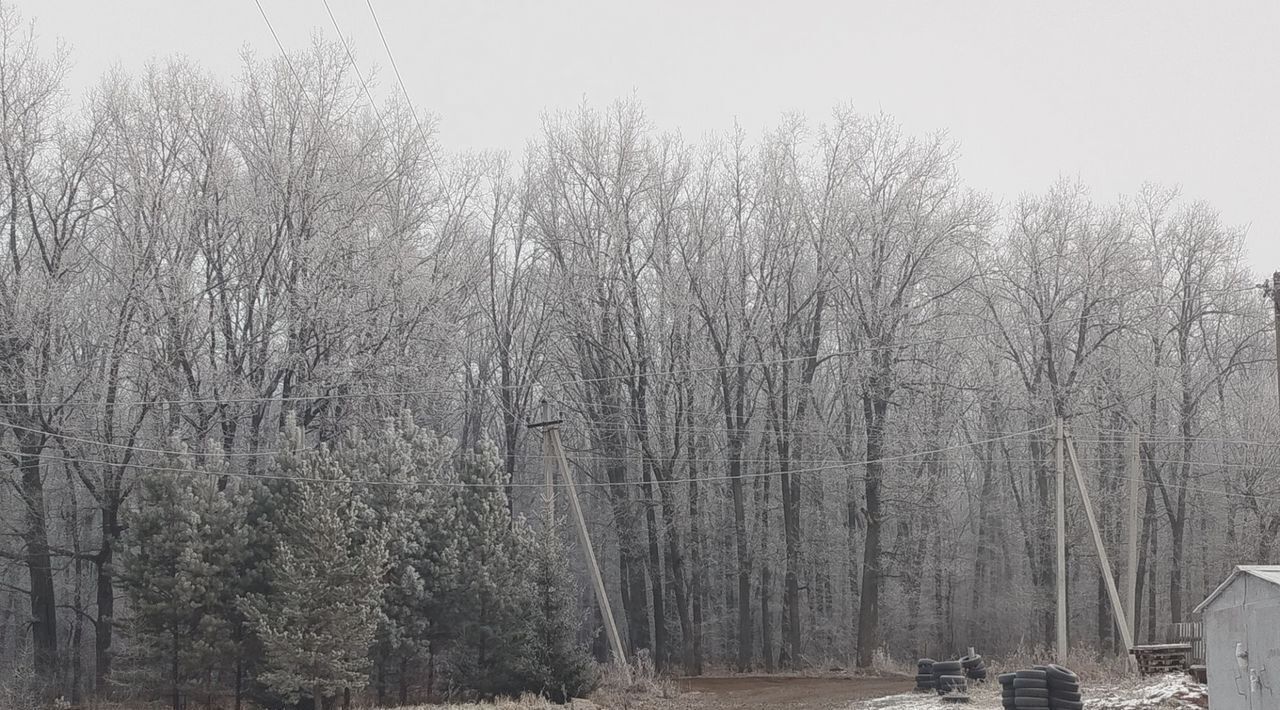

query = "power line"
[320, 0, 393, 139]
[251, 0, 302, 86]
[0, 311, 1151, 410]
[5, 416, 1051, 466]
[364, 0, 433, 150]
[0, 427, 1048, 490]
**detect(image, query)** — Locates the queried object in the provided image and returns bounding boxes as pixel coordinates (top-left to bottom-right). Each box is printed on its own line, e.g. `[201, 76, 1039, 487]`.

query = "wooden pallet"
[1129, 643, 1192, 675]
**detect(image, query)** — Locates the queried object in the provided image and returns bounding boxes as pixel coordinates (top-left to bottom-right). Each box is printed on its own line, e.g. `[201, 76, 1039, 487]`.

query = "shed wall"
[1203, 575, 1280, 710]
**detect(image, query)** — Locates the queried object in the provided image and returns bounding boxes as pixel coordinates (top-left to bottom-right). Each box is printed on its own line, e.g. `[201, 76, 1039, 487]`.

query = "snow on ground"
[849, 686, 1003, 710]
[1085, 673, 1208, 709]
[847, 674, 1208, 710]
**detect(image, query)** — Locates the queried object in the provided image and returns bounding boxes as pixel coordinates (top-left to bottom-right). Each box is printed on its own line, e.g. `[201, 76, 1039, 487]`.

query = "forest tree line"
[2, 7, 1279, 706]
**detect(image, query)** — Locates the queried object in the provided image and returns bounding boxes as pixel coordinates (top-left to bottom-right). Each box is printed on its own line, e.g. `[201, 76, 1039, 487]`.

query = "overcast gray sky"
[22, 0, 1280, 278]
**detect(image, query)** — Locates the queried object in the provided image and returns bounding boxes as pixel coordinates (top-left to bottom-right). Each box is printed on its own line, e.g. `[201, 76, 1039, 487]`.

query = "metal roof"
[1194, 565, 1280, 613]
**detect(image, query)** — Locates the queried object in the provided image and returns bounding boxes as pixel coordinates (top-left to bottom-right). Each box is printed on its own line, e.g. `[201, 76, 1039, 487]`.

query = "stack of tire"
[1044, 664, 1083, 710]
[931, 659, 968, 699]
[960, 654, 988, 682]
[998, 665, 1083, 710]
[914, 658, 935, 692]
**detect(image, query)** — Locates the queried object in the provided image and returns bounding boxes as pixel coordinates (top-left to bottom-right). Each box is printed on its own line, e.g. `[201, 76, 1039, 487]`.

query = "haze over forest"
[1, 2, 1278, 709]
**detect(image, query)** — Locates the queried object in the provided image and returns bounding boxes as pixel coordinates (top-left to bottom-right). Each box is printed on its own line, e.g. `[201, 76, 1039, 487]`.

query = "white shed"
[1194, 565, 1280, 710]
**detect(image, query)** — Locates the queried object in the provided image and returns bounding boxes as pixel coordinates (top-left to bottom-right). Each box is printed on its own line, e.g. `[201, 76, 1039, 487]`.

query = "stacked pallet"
[1129, 643, 1192, 675]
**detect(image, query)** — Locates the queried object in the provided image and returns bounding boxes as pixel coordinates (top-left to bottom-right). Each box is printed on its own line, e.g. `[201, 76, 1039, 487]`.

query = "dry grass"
[371, 661, 679, 710]
[986, 643, 1131, 681]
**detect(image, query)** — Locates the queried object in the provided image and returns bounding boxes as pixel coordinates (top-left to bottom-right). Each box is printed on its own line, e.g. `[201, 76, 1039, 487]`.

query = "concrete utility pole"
[1064, 430, 1135, 655]
[528, 406, 628, 667]
[1055, 418, 1068, 660]
[536, 400, 556, 525]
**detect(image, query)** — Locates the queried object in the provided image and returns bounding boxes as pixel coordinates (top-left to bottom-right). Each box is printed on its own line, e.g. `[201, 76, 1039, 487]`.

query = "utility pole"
[1126, 430, 1140, 644]
[1064, 429, 1135, 657]
[528, 407, 628, 667]
[1055, 417, 1068, 660]
[536, 400, 556, 525]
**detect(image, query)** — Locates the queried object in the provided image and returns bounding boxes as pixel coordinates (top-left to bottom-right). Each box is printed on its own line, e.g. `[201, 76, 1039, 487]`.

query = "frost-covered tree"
[444, 442, 534, 698]
[517, 524, 599, 703]
[244, 431, 388, 710]
[119, 457, 251, 709]
[337, 412, 453, 703]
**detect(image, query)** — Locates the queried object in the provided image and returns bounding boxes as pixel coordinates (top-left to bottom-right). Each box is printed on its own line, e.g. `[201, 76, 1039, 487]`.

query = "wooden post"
[1064, 430, 1135, 655]
[550, 425, 628, 667]
[1126, 431, 1140, 643]
[1055, 417, 1068, 660]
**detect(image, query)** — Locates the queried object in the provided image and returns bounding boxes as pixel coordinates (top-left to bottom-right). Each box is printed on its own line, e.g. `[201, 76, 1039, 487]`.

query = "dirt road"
[675, 675, 912, 709]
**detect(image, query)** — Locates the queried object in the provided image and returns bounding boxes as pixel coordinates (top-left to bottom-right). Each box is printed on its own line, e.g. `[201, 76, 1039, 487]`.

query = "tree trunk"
[856, 389, 887, 668]
[642, 459, 667, 669]
[730, 433, 752, 671]
[20, 441, 59, 694]
[781, 460, 801, 668]
[96, 487, 122, 694]
[1169, 513, 1186, 624]
[1146, 521, 1159, 643]
[759, 473, 774, 673]
[656, 459, 693, 673]
[598, 411, 651, 655]
[688, 438, 705, 675]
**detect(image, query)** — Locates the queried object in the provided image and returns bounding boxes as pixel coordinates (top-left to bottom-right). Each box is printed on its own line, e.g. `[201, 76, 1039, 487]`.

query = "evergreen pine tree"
[443, 442, 531, 698]
[516, 523, 600, 703]
[337, 411, 452, 702]
[244, 427, 388, 710]
[119, 457, 250, 709]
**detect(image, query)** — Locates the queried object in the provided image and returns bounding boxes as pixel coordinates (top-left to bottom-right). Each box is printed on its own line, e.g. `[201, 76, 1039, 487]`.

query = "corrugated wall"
[1202, 575, 1280, 710]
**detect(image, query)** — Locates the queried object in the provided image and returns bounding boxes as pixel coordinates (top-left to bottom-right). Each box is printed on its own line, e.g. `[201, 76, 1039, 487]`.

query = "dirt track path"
[675, 675, 912, 709]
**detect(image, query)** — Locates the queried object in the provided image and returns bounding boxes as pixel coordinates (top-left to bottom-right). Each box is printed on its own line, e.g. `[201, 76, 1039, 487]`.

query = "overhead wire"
[0, 426, 1048, 490]
[363, 0, 433, 151]
[0, 306, 1193, 410]
[320, 0, 393, 139]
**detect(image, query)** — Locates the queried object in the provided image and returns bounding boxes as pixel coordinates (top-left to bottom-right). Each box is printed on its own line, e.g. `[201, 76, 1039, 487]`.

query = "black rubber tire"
[1016, 687, 1049, 698]
[960, 654, 983, 669]
[934, 661, 963, 672]
[916, 673, 935, 681]
[969, 668, 989, 679]
[1048, 681, 1081, 694]
[1015, 669, 1048, 680]
[918, 657, 936, 666]
[1051, 690, 1082, 701]
[1044, 664, 1078, 682]
[1013, 698, 1049, 709]
[1013, 678, 1048, 689]
[1049, 700, 1083, 710]
[936, 675, 966, 694]
[998, 672, 1017, 685]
